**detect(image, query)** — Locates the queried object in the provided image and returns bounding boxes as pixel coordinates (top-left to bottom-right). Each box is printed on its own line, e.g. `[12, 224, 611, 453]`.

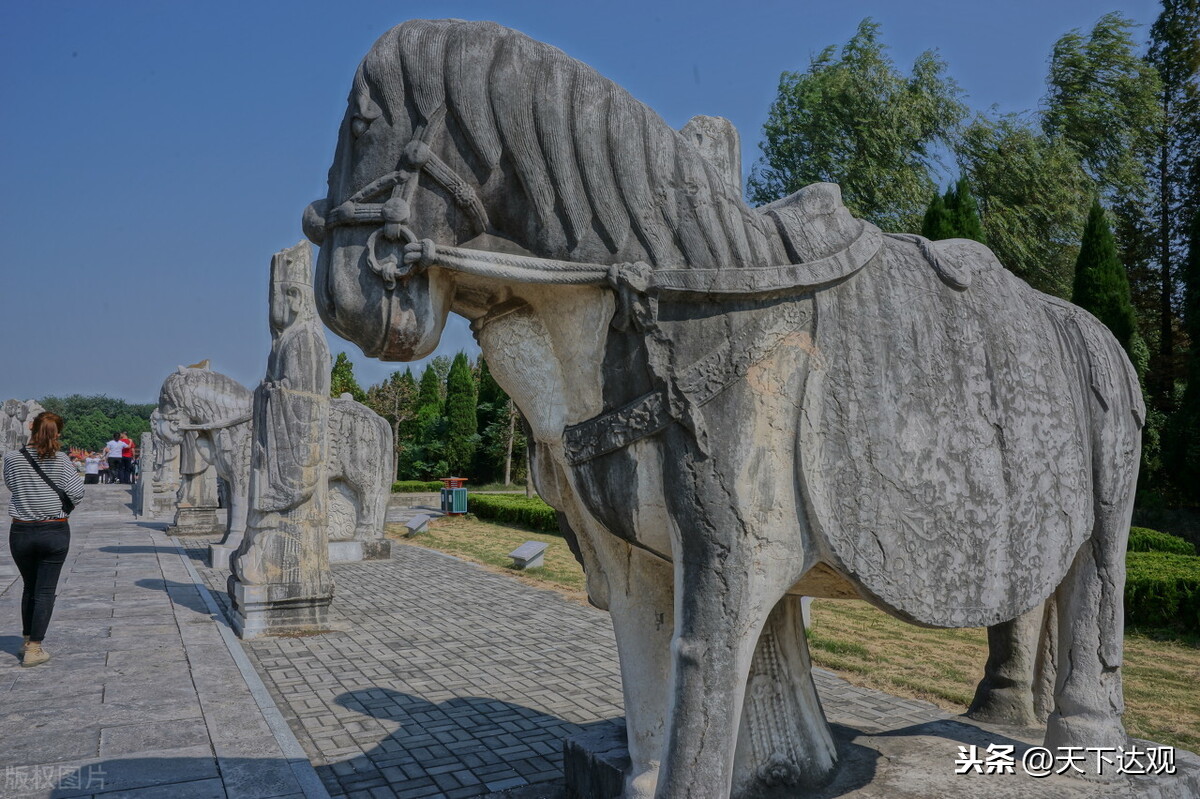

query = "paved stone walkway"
[0, 484, 327, 799]
[15, 486, 1095, 798]
[181, 505, 956, 799]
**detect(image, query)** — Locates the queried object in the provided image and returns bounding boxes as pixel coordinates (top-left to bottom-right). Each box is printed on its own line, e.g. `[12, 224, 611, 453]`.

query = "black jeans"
[107, 457, 122, 484]
[9, 520, 70, 642]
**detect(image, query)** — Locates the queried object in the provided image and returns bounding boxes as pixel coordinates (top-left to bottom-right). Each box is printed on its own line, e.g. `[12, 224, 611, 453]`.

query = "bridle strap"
[316, 104, 898, 298]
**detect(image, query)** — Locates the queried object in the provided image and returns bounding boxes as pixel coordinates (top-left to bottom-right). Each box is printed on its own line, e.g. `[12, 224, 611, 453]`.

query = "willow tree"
[747, 18, 965, 232]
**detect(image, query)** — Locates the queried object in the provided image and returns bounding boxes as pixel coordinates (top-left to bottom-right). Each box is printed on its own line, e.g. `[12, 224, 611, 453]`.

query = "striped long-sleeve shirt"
[3, 448, 86, 521]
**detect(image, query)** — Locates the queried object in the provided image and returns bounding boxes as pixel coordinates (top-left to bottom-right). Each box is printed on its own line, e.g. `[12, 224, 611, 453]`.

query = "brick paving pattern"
[181, 506, 954, 799]
[0, 484, 321, 799]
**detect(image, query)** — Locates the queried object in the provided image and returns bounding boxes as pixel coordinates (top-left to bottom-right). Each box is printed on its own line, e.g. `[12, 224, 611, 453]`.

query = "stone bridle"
[300, 104, 897, 298]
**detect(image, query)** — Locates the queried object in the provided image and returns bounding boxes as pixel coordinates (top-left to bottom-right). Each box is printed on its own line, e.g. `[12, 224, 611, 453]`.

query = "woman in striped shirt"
[3, 411, 85, 666]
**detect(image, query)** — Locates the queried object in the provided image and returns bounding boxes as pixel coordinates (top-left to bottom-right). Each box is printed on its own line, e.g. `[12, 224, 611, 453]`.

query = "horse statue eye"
[351, 116, 370, 138]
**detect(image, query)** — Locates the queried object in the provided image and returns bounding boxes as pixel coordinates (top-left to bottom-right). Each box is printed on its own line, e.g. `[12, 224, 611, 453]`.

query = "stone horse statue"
[302, 20, 1143, 798]
[156, 363, 392, 558]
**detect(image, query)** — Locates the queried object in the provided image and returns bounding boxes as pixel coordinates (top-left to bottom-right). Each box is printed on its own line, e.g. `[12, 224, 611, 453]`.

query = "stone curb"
[172, 536, 332, 799]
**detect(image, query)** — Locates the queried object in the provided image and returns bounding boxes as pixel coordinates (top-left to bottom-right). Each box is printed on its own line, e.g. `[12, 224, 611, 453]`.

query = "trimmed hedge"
[469, 493, 559, 534]
[1127, 527, 1197, 555]
[391, 480, 444, 493]
[1125, 551, 1200, 634]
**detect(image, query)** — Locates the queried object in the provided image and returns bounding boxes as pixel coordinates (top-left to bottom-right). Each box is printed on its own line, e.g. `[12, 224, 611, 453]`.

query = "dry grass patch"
[386, 514, 588, 603]
[386, 515, 1200, 752]
[809, 599, 1200, 752]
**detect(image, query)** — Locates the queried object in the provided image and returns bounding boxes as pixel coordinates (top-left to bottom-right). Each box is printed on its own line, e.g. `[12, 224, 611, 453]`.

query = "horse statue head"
[301, 19, 803, 363]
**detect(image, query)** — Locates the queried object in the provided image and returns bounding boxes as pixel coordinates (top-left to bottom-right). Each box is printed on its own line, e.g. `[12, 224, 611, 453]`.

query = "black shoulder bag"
[20, 447, 75, 516]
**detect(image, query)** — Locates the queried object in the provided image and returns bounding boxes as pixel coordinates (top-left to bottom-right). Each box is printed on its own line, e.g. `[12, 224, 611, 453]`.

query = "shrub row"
[1125, 551, 1200, 634]
[391, 480, 445, 493]
[469, 493, 560, 534]
[1127, 527, 1197, 555]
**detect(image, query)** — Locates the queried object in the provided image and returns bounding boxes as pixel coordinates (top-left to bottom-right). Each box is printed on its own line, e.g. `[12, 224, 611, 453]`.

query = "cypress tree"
[948, 177, 986, 244]
[921, 179, 986, 243]
[1072, 199, 1138, 358]
[329, 353, 367, 402]
[921, 192, 955, 240]
[1168, 180, 1200, 501]
[415, 364, 442, 421]
[444, 352, 478, 476]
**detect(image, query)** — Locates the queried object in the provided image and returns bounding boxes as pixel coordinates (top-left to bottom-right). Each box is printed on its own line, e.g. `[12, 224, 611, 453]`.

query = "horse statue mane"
[158, 365, 252, 425]
[354, 19, 788, 269]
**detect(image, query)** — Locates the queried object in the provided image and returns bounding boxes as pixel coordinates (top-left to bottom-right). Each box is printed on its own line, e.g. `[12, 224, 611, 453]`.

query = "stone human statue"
[229, 241, 335, 635]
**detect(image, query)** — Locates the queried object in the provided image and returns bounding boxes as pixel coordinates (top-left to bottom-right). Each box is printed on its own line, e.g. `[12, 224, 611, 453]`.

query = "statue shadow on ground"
[41, 752, 314, 799]
[131, 578, 213, 616]
[0, 634, 24, 660]
[320, 687, 597, 797]
[99, 542, 208, 567]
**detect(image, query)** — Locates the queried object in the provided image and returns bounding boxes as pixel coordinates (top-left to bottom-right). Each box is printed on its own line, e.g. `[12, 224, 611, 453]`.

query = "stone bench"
[508, 541, 547, 570]
[404, 514, 432, 537]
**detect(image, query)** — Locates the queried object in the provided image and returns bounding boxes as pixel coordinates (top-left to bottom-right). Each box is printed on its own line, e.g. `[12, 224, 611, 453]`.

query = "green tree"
[415, 364, 443, 421]
[1147, 0, 1200, 403]
[40, 394, 154, 452]
[1167, 176, 1200, 502]
[956, 114, 1093, 297]
[364, 370, 418, 478]
[1044, 12, 1164, 403]
[329, 352, 367, 402]
[1044, 13, 1161, 203]
[920, 192, 954, 240]
[444, 352, 478, 476]
[747, 18, 966, 232]
[921, 178, 986, 243]
[1073, 199, 1138, 358]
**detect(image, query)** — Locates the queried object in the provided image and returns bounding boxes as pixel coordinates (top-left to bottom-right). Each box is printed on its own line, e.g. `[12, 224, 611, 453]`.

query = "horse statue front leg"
[654, 428, 815, 799]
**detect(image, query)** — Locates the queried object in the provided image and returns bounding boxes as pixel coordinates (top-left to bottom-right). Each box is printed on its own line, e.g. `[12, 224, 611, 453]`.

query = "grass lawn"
[388, 514, 1200, 752]
[386, 514, 587, 602]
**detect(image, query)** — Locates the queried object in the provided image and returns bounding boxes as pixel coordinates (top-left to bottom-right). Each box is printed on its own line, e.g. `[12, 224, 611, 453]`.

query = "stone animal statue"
[156, 364, 254, 541]
[155, 363, 392, 555]
[302, 20, 1143, 798]
[2, 398, 46, 452]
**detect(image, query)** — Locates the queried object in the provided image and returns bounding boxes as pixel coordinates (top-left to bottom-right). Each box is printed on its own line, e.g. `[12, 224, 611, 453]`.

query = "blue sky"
[0, 0, 1163, 402]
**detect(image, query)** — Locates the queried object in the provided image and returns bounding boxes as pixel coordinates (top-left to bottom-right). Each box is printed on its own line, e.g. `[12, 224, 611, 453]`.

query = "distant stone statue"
[2, 399, 46, 452]
[229, 241, 334, 635]
[155, 364, 253, 540]
[146, 410, 183, 517]
[304, 20, 1150, 797]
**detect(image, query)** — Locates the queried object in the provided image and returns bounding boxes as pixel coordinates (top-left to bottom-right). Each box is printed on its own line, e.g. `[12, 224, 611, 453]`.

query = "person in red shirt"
[118, 432, 134, 485]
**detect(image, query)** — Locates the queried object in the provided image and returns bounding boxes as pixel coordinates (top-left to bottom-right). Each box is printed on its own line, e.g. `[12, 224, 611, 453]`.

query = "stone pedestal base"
[227, 577, 335, 640]
[563, 720, 628, 799]
[151, 492, 177, 518]
[328, 539, 392, 563]
[564, 718, 1200, 798]
[167, 506, 223, 536]
[210, 543, 237, 570]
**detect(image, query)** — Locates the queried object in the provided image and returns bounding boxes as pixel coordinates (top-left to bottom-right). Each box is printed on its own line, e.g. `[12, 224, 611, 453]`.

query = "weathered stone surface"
[305, 20, 1158, 798]
[225, 243, 393, 635]
[228, 242, 335, 637]
[1, 398, 45, 452]
[564, 720, 629, 799]
[509, 541, 548, 570]
[155, 364, 251, 541]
